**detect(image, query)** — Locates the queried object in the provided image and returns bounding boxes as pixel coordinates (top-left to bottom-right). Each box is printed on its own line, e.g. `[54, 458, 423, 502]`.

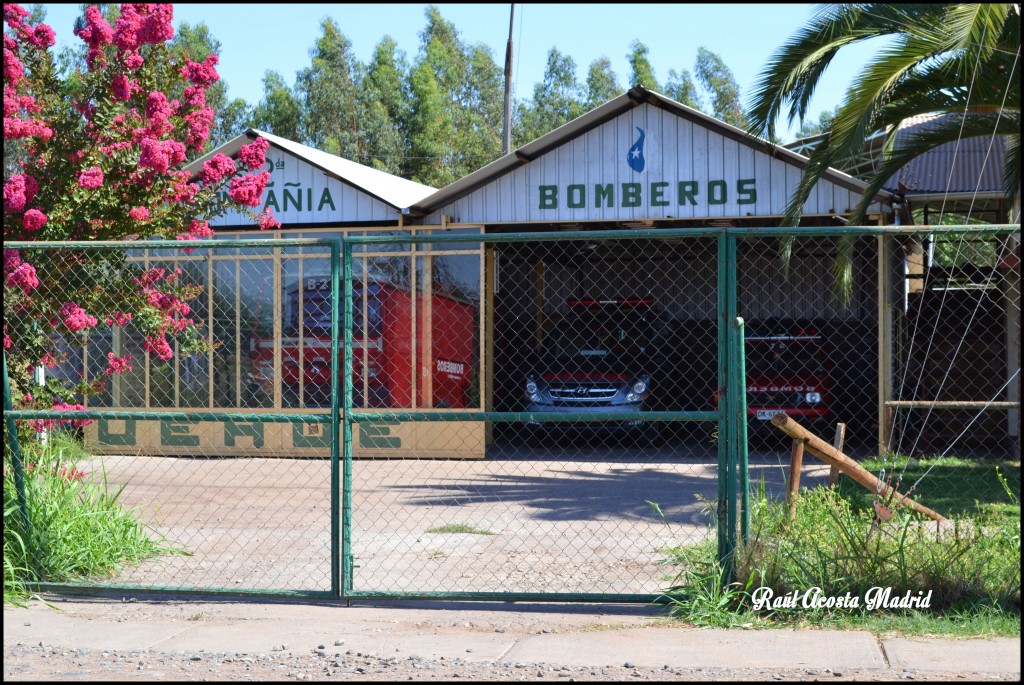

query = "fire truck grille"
[748, 391, 800, 407]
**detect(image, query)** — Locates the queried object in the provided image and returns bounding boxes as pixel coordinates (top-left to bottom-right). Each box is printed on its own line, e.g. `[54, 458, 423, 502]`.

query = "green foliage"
[4, 432, 179, 605]
[664, 68, 701, 111]
[627, 39, 659, 91]
[356, 36, 412, 175]
[748, 3, 1020, 227]
[514, 47, 585, 146]
[695, 47, 747, 129]
[584, 57, 622, 111]
[661, 481, 1021, 632]
[296, 18, 360, 159]
[252, 70, 302, 140]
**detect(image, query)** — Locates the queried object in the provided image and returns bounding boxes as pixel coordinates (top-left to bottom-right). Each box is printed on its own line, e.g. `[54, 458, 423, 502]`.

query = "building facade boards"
[85, 87, 899, 459]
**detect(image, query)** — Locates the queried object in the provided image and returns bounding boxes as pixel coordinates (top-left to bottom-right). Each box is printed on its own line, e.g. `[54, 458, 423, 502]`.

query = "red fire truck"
[743, 319, 832, 429]
[713, 319, 832, 432]
[250, 278, 477, 408]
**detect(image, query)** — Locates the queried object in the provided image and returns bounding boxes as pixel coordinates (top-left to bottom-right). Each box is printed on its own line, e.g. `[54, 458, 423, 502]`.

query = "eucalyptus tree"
[406, 6, 503, 186]
[664, 67, 701, 110]
[627, 39, 659, 90]
[695, 46, 747, 129]
[584, 56, 622, 110]
[251, 70, 302, 141]
[296, 17, 360, 159]
[514, 47, 585, 146]
[356, 36, 411, 175]
[747, 3, 1020, 300]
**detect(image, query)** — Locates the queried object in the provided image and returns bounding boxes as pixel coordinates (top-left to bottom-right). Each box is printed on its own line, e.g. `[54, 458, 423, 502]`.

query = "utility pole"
[502, 4, 514, 155]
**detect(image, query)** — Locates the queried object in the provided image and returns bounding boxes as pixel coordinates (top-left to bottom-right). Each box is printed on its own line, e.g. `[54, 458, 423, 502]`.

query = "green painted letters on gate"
[292, 421, 331, 448]
[98, 418, 137, 446]
[161, 420, 199, 447]
[359, 420, 402, 449]
[224, 420, 265, 448]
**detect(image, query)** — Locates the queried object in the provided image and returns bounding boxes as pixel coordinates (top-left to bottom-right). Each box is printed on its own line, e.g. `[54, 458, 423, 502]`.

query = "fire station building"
[84, 86, 1019, 459]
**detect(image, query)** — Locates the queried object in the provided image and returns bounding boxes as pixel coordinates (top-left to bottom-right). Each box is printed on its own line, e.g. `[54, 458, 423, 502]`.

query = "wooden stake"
[771, 413, 945, 522]
[787, 437, 805, 523]
[828, 422, 846, 487]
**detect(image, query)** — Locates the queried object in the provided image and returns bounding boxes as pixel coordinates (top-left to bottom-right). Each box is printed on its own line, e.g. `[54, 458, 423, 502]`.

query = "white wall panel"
[211, 148, 397, 227]
[427, 103, 868, 224]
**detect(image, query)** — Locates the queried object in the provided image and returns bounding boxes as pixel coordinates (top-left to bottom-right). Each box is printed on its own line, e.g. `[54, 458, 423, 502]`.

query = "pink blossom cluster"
[200, 153, 236, 186]
[143, 334, 173, 360]
[26, 402, 94, 431]
[59, 301, 98, 333]
[259, 210, 281, 230]
[73, 5, 113, 69]
[238, 136, 270, 171]
[111, 73, 141, 101]
[3, 115, 54, 141]
[77, 166, 104, 189]
[229, 171, 270, 207]
[6, 261, 39, 294]
[105, 352, 133, 375]
[133, 266, 167, 288]
[37, 352, 58, 368]
[104, 311, 133, 326]
[129, 206, 150, 222]
[113, 4, 174, 53]
[183, 104, 214, 151]
[3, 5, 52, 77]
[4, 248, 21, 272]
[3, 173, 39, 212]
[144, 91, 174, 137]
[22, 208, 47, 231]
[138, 136, 186, 173]
[181, 53, 219, 88]
[144, 288, 190, 317]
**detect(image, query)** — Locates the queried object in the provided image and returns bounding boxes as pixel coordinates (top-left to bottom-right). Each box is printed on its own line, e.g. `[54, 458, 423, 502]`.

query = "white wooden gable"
[422, 100, 873, 225]
[210, 145, 400, 227]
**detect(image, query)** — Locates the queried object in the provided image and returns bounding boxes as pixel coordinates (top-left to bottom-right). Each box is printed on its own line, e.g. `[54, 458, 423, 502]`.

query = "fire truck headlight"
[804, 392, 822, 404]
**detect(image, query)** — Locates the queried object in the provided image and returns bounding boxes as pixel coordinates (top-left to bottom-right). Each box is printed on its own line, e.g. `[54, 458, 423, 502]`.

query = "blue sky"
[36, 3, 886, 143]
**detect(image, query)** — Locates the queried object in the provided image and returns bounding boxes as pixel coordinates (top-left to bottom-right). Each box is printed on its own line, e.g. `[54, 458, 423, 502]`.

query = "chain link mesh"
[4, 227, 1019, 598]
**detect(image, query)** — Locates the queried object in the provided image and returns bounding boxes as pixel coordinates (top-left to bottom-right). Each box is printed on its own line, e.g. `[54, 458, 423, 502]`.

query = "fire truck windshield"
[746, 339, 826, 374]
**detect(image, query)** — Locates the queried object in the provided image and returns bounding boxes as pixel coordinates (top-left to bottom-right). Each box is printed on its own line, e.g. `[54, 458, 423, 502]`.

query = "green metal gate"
[338, 229, 747, 601]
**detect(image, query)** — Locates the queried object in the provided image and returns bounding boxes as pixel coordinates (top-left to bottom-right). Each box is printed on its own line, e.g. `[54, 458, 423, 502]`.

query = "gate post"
[330, 239, 342, 598]
[716, 231, 738, 576]
[341, 239, 355, 597]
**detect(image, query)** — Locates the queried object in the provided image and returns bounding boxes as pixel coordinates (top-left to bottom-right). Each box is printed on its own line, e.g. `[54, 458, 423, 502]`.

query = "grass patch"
[427, 523, 495, 535]
[836, 455, 1020, 525]
[4, 430, 180, 606]
[660, 477, 1020, 637]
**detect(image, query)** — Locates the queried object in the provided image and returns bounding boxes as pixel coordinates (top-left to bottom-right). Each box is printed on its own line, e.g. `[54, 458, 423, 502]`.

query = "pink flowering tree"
[3, 3, 278, 415]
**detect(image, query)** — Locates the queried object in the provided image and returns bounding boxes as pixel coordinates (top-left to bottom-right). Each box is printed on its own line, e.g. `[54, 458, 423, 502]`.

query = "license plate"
[755, 409, 784, 421]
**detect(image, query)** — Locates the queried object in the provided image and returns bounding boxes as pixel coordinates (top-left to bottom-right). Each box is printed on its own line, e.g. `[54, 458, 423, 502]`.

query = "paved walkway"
[4, 595, 1019, 680]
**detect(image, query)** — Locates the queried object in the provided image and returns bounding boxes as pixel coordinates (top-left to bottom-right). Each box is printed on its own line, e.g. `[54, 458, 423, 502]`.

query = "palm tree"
[746, 4, 1020, 298]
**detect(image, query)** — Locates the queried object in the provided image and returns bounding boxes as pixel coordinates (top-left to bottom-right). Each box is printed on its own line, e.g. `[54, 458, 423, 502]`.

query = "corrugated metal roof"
[408, 86, 880, 217]
[884, 113, 1007, 195]
[184, 129, 436, 210]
